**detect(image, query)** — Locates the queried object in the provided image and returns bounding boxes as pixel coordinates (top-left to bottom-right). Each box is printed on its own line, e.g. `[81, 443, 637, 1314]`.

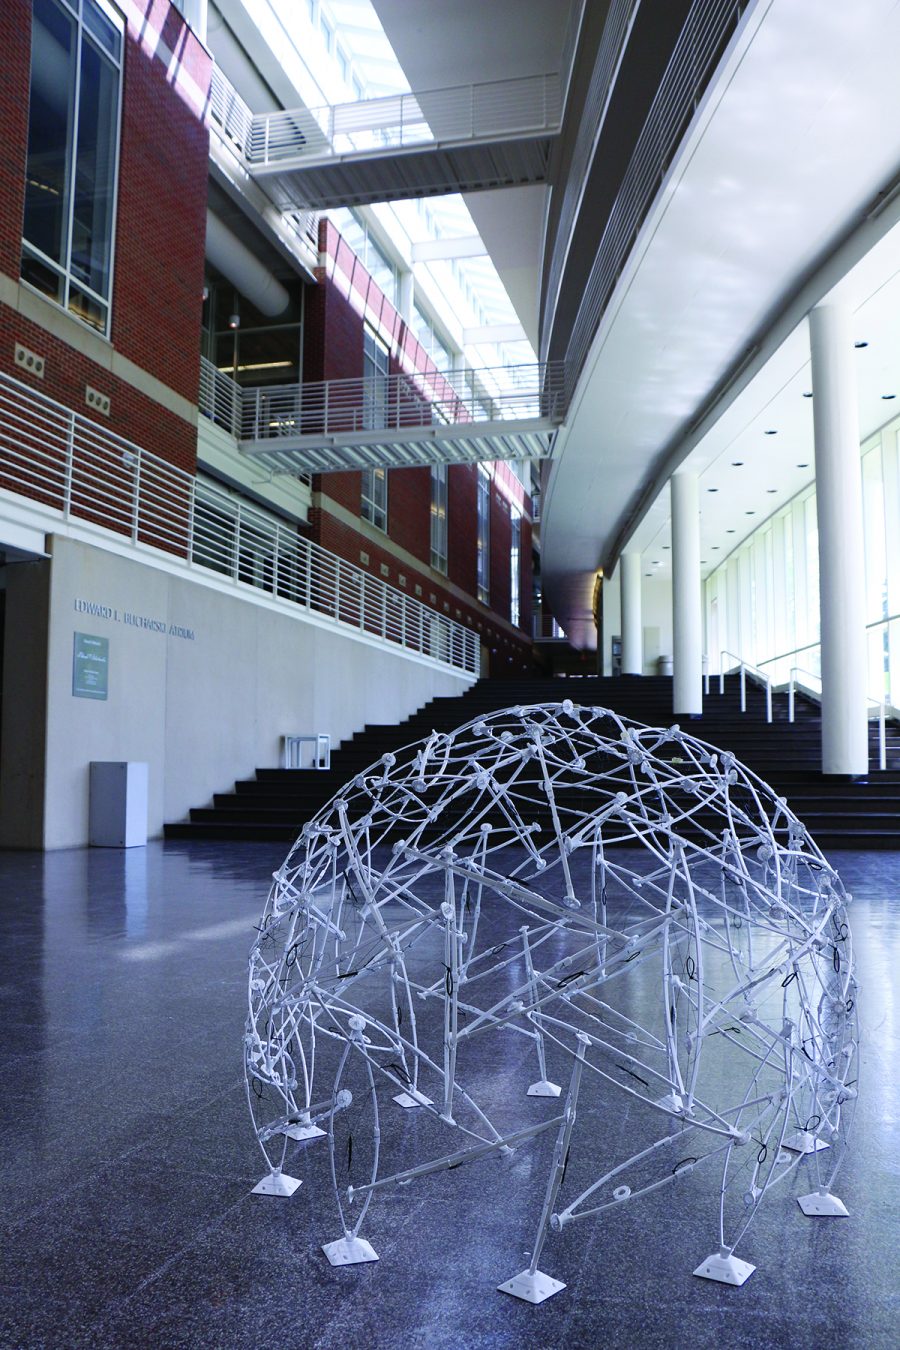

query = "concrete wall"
[601, 568, 673, 676]
[3, 535, 472, 849]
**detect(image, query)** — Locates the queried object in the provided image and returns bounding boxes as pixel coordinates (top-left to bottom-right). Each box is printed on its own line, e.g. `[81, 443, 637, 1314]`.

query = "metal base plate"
[498, 1269, 566, 1303]
[322, 1236, 379, 1266]
[797, 1191, 849, 1217]
[693, 1252, 755, 1285]
[393, 1090, 433, 1109]
[784, 1131, 830, 1154]
[251, 1171, 302, 1197]
[282, 1122, 326, 1141]
[527, 1080, 562, 1098]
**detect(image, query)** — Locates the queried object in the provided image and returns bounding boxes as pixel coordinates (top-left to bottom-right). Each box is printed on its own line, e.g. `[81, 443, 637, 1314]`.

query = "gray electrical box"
[89, 762, 148, 847]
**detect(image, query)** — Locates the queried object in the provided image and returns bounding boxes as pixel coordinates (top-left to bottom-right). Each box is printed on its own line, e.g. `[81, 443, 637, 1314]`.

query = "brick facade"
[0, 0, 209, 477]
[306, 222, 536, 673]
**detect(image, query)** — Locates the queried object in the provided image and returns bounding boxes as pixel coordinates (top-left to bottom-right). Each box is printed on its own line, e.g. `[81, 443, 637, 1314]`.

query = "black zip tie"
[397, 1003, 403, 1027]
[756, 1142, 768, 1165]
[615, 1063, 650, 1089]
[685, 956, 696, 981]
[285, 943, 298, 969]
[804, 1114, 821, 1132]
[801, 1040, 814, 1061]
[669, 1004, 676, 1027]
[832, 945, 841, 973]
[251, 1076, 263, 1099]
[445, 965, 454, 998]
[845, 997, 854, 1013]
[386, 1061, 411, 1086]
[557, 969, 586, 988]
[337, 969, 359, 979]
[832, 919, 849, 942]
[673, 1156, 697, 1175]
[781, 970, 798, 988]
[560, 1146, 571, 1187]
[343, 869, 362, 907]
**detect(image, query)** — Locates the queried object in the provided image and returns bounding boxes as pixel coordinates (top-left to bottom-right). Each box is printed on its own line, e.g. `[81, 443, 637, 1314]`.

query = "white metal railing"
[786, 666, 886, 773]
[199, 356, 242, 437]
[248, 74, 562, 167]
[240, 363, 567, 443]
[209, 63, 254, 157]
[0, 371, 480, 676]
[718, 649, 773, 722]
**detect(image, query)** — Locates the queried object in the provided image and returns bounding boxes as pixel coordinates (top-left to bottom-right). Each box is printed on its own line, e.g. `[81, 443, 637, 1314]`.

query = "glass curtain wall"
[704, 421, 900, 708]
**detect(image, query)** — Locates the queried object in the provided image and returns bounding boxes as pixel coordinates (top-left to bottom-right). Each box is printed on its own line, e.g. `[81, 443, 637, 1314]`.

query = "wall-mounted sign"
[73, 632, 109, 700]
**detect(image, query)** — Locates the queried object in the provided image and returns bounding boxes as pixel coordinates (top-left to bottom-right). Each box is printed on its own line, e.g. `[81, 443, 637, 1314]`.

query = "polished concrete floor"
[0, 840, 897, 1350]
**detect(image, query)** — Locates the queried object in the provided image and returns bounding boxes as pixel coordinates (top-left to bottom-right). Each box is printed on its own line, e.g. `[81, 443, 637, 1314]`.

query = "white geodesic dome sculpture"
[245, 702, 858, 1298]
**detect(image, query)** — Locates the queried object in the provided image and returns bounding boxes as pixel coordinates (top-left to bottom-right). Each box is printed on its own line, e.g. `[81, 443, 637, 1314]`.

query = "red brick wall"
[0, 0, 209, 476]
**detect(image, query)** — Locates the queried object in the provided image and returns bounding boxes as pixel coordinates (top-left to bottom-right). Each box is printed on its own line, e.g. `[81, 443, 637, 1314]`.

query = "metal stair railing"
[717, 649, 773, 722]
[787, 666, 886, 772]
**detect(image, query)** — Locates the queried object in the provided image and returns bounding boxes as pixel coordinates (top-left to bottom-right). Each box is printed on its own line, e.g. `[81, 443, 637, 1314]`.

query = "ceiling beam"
[411, 235, 486, 263]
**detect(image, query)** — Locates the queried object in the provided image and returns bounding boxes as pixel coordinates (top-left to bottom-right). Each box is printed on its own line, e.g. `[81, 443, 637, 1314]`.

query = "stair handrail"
[718, 650, 772, 722]
[789, 666, 886, 772]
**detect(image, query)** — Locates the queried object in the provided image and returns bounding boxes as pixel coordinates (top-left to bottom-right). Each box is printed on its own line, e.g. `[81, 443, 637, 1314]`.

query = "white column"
[398, 271, 415, 324]
[809, 302, 868, 775]
[620, 552, 643, 675]
[184, 0, 208, 42]
[671, 470, 702, 715]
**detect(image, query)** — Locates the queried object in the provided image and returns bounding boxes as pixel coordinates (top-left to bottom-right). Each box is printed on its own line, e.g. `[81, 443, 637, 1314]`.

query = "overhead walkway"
[243, 76, 562, 209]
[235, 361, 566, 475]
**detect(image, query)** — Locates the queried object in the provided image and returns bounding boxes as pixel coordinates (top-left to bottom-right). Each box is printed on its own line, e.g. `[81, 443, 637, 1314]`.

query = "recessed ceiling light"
[662, 544, 670, 549]
[653, 560, 661, 566]
[745, 510, 756, 516]
[726, 529, 736, 534]
[802, 391, 813, 399]
[712, 545, 720, 550]
[764, 429, 778, 435]
[701, 560, 707, 565]
[645, 572, 652, 577]
[854, 340, 868, 349]
[707, 487, 719, 492]
[797, 462, 809, 468]
[883, 394, 896, 400]
[767, 488, 777, 493]
[731, 461, 744, 467]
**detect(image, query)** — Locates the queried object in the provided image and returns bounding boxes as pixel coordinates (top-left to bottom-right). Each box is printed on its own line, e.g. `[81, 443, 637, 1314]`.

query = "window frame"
[21, 0, 125, 338]
[476, 464, 491, 603]
[430, 462, 448, 574]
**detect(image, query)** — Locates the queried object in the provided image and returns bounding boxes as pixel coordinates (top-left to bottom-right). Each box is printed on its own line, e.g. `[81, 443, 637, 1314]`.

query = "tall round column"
[809, 302, 868, 775]
[671, 470, 702, 716]
[621, 552, 643, 675]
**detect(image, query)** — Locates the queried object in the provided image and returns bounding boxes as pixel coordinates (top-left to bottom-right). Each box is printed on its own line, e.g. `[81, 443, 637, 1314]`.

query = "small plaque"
[73, 632, 109, 700]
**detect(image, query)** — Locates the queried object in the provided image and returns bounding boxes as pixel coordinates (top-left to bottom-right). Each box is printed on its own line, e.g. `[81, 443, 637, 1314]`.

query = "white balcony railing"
[0, 371, 480, 676]
[240, 363, 567, 443]
[248, 74, 562, 168]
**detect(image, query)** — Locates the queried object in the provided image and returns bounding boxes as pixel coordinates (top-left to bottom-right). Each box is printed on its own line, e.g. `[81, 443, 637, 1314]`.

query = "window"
[320, 14, 334, 51]
[430, 464, 448, 573]
[22, 0, 123, 334]
[361, 467, 387, 533]
[476, 465, 490, 603]
[510, 508, 521, 627]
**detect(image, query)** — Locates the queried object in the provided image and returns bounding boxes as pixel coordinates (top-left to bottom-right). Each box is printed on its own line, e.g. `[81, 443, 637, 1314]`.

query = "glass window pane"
[84, 0, 121, 61]
[70, 35, 118, 300]
[23, 0, 75, 271]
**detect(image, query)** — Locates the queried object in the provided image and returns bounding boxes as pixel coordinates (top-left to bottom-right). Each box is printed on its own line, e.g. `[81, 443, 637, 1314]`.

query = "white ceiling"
[371, 0, 572, 347]
[541, 0, 900, 647]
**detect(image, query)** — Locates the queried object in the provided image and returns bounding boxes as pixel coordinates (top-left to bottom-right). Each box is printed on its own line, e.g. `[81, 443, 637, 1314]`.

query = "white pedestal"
[89, 762, 148, 847]
[498, 1269, 566, 1303]
[322, 1236, 379, 1265]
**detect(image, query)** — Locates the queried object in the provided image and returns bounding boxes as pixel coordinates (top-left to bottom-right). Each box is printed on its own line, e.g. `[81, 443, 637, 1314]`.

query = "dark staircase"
[164, 676, 900, 851]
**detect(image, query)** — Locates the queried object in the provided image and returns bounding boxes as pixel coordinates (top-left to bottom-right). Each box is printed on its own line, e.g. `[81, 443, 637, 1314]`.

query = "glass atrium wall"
[704, 420, 900, 709]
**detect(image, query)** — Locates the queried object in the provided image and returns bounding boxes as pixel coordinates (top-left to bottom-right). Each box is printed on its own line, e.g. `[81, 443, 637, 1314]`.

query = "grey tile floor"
[0, 841, 897, 1349]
